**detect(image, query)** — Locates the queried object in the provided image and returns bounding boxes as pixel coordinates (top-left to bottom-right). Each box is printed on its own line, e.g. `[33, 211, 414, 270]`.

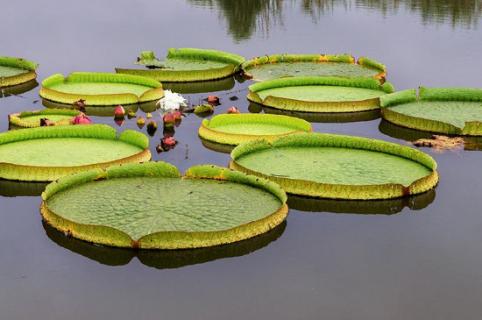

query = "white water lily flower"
[157, 90, 187, 113]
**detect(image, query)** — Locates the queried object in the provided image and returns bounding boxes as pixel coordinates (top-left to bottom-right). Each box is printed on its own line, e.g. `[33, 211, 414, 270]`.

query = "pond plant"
[0, 124, 150, 181]
[381, 87, 482, 136]
[199, 113, 312, 147]
[40, 162, 288, 249]
[230, 133, 438, 200]
[0, 56, 38, 88]
[241, 54, 386, 81]
[8, 109, 83, 128]
[247, 76, 394, 113]
[40, 72, 164, 106]
[116, 48, 245, 82]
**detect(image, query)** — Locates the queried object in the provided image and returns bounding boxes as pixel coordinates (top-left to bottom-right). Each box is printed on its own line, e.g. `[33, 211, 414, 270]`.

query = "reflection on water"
[379, 120, 482, 151]
[261, 105, 381, 123]
[192, 0, 480, 40]
[42, 99, 142, 117]
[162, 76, 236, 94]
[43, 220, 286, 269]
[357, 0, 481, 28]
[189, 0, 283, 41]
[0, 179, 48, 197]
[288, 189, 436, 214]
[0, 80, 38, 98]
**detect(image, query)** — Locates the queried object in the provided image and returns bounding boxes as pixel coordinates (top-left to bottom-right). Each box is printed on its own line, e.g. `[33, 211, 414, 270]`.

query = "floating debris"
[412, 135, 465, 151]
[114, 105, 125, 119]
[73, 99, 86, 112]
[40, 118, 54, 127]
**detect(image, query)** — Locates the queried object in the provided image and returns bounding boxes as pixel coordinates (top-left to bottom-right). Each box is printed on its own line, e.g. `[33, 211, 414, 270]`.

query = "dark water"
[1, 1, 482, 319]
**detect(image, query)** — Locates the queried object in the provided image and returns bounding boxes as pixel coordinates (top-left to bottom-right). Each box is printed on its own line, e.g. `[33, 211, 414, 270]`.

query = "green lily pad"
[199, 113, 312, 146]
[0, 124, 151, 181]
[381, 87, 482, 136]
[116, 48, 245, 82]
[9, 109, 82, 128]
[40, 72, 164, 106]
[241, 54, 385, 81]
[230, 133, 438, 200]
[41, 163, 288, 249]
[248, 76, 394, 113]
[0, 56, 38, 87]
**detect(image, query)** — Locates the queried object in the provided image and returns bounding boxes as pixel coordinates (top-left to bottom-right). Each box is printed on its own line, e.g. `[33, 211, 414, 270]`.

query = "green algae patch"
[248, 76, 394, 113]
[9, 109, 81, 128]
[241, 54, 386, 81]
[230, 133, 438, 200]
[199, 113, 312, 146]
[116, 48, 245, 82]
[0, 56, 38, 87]
[40, 72, 163, 106]
[381, 87, 482, 136]
[41, 163, 288, 249]
[0, 124, 151, 182]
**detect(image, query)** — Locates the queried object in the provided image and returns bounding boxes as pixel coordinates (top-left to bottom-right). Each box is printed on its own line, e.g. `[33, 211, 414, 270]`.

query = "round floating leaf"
[116, 48, 245, 82]
[248, 76, 394, 113]
[230, 133, 438, 200]
[241, 54, 386, 81]
[199, 113, 312, 146]
[39, 72, 164, 106]
[381, 87, 482, 136]
[41, 163, 288, 249]
[9, 109, 82, 128]
[0, 56, 38, 88]
[0, 124, 151, 181]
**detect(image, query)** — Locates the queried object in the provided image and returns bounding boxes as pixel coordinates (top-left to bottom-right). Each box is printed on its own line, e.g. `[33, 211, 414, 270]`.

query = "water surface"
[1, 1, 482, 319]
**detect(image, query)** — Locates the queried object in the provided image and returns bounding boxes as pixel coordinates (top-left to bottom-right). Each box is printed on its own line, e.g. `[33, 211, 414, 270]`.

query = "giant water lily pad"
[381, 87, 482, 136]
[248, 77, 394, 113]
[116, 48, 245, 82]
[199, 113, 312, 146]
[0, 56, 38, 88]
[241, 54, 386, 81]
[39, 72, 164, 106]
[40, 162, 288, 249]
[0, 124, 150, 181]
[9, 109, 82, 128]
[230, 133, 438, 200]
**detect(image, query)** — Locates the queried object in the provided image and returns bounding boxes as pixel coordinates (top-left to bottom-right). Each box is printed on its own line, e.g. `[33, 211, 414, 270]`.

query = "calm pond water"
[1, 1, 482, 319]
